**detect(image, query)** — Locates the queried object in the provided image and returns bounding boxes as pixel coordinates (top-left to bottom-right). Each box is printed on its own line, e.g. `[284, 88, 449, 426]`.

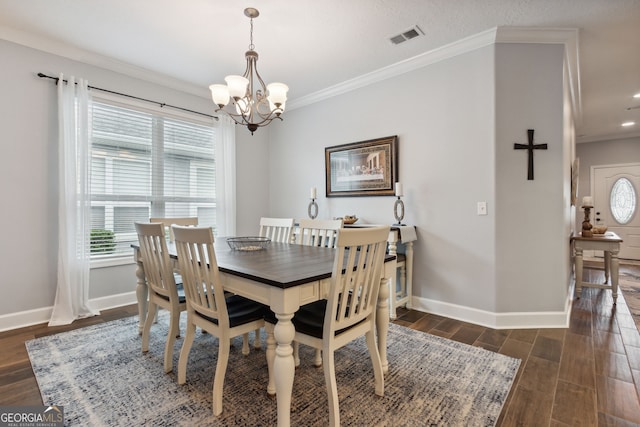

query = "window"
[610, 177, 636, 225]
[89, 98, 216, 260]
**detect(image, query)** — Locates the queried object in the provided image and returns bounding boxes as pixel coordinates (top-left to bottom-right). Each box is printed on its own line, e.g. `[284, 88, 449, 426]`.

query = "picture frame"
[325, 135, 398, 197]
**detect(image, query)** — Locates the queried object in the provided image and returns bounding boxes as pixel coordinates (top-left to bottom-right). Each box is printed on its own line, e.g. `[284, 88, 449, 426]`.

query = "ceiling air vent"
[389, 25, 424, 45]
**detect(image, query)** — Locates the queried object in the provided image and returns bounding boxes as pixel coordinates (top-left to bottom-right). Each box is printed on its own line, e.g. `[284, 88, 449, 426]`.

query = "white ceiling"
[1, 0, 639, 143]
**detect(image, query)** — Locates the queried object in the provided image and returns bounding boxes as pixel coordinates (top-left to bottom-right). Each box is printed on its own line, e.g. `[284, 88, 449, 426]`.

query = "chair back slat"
[172, 225, 230, 328]
[259, 217, 295, 243]
[150, 217, 198, 242]
[135, 222, 177, 300]
[297, 218, 343, 248]
[326, 226, 389, 334]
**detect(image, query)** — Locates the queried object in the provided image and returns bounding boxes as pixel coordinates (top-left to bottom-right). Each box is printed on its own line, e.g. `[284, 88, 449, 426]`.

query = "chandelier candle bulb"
[395, 183, 403, 197]
[582, 196, 593, 207]
[310, 187, 317, 199]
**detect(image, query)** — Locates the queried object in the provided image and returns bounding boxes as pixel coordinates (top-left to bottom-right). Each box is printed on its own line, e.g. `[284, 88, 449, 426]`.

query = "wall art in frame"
[325, 135, 398, 197]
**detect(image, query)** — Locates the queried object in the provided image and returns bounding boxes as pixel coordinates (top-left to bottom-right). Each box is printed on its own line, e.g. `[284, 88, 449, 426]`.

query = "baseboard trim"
[0, 292, 138, 332]
[410, 292, 572, 330]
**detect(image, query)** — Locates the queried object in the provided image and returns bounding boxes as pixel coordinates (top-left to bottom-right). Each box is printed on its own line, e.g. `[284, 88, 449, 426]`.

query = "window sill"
[91, 256, 135, 269]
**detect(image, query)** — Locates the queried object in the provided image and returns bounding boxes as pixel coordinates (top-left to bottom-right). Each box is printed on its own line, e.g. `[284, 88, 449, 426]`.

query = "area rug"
[26, 313, 520, 426]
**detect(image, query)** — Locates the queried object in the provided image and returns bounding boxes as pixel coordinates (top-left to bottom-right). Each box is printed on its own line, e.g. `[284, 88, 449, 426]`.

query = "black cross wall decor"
[514, 129, 548, 180]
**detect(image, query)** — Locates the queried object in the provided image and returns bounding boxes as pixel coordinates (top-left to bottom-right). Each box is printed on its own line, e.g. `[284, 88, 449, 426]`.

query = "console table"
[571, 231, 622, 304]
[346, 224, 417, 318]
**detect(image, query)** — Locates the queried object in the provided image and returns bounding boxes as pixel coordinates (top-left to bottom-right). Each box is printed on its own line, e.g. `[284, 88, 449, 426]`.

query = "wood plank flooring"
[1, 265, 639, 425]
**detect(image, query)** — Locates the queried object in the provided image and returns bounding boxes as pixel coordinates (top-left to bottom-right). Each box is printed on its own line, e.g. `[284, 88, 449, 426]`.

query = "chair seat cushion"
[265, 299, 362, 339]
[157, 284, 186, 304]
[199, 295, 266, 328]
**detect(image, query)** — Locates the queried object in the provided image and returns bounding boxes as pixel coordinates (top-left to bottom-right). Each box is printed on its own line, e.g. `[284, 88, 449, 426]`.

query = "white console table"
[571, 231, 622, 304]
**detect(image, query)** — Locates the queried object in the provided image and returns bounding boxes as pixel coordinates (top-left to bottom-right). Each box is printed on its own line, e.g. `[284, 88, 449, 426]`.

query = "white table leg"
[377, 276, 390, 375]
[604, 251, 611, 284]
[611, 249, 619, 305]
[134, 250, 148, 335]
[575, 246, 584, 298]
[273, 312, 296, 427]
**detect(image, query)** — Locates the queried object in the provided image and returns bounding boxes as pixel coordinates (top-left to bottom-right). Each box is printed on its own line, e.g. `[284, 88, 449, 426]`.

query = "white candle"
[582, 196, 593, 207]
[310, 187, 317, 199]
[395, 182, 403, 197]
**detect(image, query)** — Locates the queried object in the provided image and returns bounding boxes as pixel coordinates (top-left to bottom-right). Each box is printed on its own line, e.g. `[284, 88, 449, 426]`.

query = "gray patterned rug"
[26, 313, 520, 426]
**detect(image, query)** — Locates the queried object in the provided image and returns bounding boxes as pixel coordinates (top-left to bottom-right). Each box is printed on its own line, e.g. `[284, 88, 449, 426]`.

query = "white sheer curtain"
[49, 74, 100, 326]
[215, 115, 237, 237]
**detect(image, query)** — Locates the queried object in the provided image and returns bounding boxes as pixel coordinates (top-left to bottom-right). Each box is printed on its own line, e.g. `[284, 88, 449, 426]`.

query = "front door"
[593, 163, 640, 260]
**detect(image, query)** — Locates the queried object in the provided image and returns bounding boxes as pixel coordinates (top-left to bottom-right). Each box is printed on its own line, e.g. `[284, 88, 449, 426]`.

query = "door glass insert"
[610, 177, 636, 224]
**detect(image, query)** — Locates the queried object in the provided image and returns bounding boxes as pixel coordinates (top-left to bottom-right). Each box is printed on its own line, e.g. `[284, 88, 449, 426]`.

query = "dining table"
[132, 238, 397, 427]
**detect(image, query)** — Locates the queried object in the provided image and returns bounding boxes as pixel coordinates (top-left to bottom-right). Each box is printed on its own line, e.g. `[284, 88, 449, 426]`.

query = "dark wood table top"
[134, 239, 396, 289]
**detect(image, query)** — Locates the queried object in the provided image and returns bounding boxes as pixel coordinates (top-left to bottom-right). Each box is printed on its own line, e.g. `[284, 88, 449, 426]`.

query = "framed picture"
[325, 135, 398, 197]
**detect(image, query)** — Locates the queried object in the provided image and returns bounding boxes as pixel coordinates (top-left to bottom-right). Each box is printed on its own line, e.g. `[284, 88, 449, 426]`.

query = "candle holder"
[393, 196, 405, 225]
[581, 204, 593, 237]
[308, 198, 318, 219]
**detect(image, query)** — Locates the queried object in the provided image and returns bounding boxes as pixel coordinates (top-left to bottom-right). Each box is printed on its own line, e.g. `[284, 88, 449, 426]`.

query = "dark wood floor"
[1, 265, 639, 426]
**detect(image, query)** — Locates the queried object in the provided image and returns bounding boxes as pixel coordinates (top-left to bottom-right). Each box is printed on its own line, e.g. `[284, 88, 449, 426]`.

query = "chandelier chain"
[249, 17, 255, 50]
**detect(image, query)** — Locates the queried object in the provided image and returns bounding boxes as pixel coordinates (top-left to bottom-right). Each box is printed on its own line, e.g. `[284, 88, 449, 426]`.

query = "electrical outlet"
[477, 202, 487, 215]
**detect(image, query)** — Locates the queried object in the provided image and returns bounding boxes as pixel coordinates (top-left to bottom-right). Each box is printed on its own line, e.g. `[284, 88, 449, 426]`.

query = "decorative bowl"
[342, 215, 358, 225]
[226, 236, 271, 251]
[592, 225, 608, 235]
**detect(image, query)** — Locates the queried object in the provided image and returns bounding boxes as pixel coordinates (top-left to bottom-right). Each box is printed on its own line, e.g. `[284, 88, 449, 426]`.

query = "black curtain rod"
[37, 72, 217, 120]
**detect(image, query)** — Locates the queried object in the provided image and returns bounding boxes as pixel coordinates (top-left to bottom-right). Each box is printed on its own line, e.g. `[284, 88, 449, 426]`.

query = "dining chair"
[149, 217, 198, 242]
[296, 218, 343, 248]
[135, 222, 187, 374]
[293, 218, 344, 367]
[265, 226, 389, 427]
[259, 217, 295, 243]
[172, 225, 267, 416]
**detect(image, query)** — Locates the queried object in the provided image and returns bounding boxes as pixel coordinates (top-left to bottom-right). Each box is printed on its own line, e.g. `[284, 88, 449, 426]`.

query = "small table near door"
[571, 231, 623, 304]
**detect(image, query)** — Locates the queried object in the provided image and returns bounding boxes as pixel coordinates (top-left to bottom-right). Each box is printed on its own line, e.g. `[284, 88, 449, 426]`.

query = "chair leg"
[313, 349, 322, 367]
[212, 336, 231, 416]
[164, 309, 180, 373]
[322, 348, 340, 427]
[365, 330, 384, 396]
[141, 301, 156, 353]
[254, 328, 262, 349]
[242, 333, 250, 355]
[265, 323, 276, 396]
[177, 319, 197, 385]
[293, 341, 300, 367]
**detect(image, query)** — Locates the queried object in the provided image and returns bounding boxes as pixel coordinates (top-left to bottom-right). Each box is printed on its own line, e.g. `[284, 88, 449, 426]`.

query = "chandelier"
[209, 7, 288, 134]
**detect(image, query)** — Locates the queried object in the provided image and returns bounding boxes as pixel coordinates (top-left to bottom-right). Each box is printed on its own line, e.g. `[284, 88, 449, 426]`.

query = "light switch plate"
[477, 202, 487, 215]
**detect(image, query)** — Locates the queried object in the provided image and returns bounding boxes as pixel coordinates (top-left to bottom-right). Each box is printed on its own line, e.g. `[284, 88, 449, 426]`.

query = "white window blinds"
[89, 98, 216, 259]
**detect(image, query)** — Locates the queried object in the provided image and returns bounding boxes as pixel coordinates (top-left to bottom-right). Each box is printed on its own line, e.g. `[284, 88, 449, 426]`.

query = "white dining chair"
[172, 225, 267, 416]
[259, 217, 295, 243]
[265, 226, 389, 427]
[149, 217, 198, 242]
[135, 222, 187, 374]
[293, 218, 344, 367]
[296, 218, 343, 248]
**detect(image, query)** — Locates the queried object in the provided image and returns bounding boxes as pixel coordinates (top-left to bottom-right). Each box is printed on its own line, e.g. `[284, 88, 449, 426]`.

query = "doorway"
[592, 163, 640, 260]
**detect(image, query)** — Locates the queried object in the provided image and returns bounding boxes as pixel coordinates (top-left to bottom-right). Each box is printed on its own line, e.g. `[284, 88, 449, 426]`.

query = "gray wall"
[267, 42, 574, 326]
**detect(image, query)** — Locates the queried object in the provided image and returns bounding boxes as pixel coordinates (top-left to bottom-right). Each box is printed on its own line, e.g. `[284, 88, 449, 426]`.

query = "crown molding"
[577, 130, 640, 144]
[0, 25, 209, 99]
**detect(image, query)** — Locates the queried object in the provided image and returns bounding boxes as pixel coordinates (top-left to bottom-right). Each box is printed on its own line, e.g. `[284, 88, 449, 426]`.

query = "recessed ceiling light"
[621, 121, 636, 127]
[634, 93, 640, 98]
